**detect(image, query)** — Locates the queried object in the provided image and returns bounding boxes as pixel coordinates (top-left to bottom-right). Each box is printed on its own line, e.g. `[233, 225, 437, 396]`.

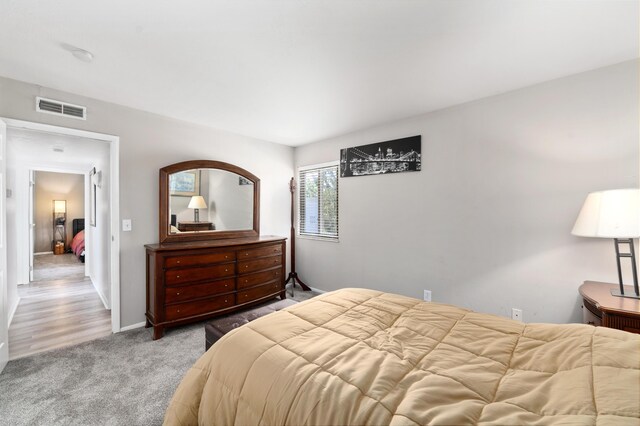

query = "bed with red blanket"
[71, 218, 85, 263]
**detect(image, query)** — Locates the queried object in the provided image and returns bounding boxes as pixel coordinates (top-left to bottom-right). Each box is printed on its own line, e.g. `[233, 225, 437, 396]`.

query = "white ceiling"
[0, 0, 637, 146]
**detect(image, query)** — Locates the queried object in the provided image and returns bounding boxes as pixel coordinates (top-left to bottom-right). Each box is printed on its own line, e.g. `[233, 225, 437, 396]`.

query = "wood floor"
[9, 276, 112, 360]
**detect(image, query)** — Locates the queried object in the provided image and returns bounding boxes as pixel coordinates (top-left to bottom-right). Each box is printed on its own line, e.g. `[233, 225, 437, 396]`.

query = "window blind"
[299, 164, 339, 239]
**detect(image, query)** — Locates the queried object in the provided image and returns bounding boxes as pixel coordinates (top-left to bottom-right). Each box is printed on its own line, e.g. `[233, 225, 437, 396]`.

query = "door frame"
[0, 119, 8, 372]
[2, 118, 121, 333]
[28, 170, 34, 282]
[28, 167, 91, 283]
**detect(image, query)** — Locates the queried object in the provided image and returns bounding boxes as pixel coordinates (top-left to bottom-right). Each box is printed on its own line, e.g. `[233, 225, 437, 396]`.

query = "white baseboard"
[8, 297, 20, 327]
[309, 286, 326, 294]
[34, 251, 53, 256]
[89, 277, 110, 310]
[119, 321, 146, 332]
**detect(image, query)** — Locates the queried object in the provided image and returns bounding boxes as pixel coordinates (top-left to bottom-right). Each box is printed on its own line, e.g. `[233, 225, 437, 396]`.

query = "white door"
[0, 120, 8, 372]
[29, 170, 34, 282]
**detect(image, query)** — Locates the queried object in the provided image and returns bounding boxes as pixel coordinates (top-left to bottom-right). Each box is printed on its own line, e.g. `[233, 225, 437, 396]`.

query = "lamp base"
[610, 289, 640, 300]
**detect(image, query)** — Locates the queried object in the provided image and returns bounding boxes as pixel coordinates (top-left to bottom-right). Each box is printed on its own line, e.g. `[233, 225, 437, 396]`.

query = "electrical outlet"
[122, 219, 132, 232]
[511, 308, 523, 322]
[423, 290, 432, 302]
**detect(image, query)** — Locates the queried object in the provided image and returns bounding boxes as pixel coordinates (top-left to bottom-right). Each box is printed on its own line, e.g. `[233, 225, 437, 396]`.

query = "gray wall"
[1, 60, 637, 328]
[34, 171, 84, 252]
[294, 60, 639, 324]
[0, 76, 294, 328]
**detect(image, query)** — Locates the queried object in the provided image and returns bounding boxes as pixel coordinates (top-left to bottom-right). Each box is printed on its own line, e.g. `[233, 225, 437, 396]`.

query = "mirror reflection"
[168, 168, 254, 234]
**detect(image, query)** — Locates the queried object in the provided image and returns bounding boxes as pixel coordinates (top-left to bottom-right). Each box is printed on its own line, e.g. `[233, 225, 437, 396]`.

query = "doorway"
[0, 118, 120, 363]
[31, 171, 86, 282]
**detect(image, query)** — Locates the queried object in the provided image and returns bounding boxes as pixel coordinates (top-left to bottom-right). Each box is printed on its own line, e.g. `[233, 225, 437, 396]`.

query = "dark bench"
[205, 298, 298, 350]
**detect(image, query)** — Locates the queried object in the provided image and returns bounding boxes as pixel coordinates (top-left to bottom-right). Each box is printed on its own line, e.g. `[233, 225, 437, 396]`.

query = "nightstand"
[579, 281, 640, 334]
[177, 221, 214, 232]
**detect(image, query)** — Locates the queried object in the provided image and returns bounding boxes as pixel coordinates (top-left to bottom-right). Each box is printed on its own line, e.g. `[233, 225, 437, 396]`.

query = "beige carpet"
[0, 287, 321, 426]
[33, 253, 85, 281]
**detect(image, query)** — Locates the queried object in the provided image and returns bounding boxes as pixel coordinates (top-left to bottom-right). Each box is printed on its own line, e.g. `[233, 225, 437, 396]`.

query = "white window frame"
[297, 161, 339, 242]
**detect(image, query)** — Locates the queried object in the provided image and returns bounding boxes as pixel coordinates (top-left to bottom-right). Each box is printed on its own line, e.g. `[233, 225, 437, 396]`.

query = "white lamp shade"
[188, 195, 207, 209]
[53, 200, 66, 213]
[572, 189, 640, 238]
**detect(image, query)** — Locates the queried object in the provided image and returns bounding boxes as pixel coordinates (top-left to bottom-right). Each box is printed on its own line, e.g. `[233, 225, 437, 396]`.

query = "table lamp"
[188, 195, 207, 222]
[54, 200, 66, 214]
[572, 188, 640, 299]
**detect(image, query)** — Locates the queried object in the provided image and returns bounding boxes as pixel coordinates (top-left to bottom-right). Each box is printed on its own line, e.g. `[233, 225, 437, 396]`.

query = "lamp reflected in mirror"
[188, 195, 207, 222]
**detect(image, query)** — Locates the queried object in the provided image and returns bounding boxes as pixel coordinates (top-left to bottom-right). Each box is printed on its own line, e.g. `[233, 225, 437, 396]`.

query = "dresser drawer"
[164, 251, 235, 268]
[238, 256, 282, 274]
[238, 244, 283, 260]
[238, 269, 282, 289]
[165, 263, 235, 286]
[165, 278, 235, 304]
[165, 294, 235, 321]
[237, 282, 282, 304]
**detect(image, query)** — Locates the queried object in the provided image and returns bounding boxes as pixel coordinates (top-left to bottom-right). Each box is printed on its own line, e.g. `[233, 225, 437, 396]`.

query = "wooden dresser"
[145, 236, 286, 339]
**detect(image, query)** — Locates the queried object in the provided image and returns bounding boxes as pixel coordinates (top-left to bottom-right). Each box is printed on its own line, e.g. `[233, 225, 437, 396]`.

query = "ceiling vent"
[36, 97, 86, 120]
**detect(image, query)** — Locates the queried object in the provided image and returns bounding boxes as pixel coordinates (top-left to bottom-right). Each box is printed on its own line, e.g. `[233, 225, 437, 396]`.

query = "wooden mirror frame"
[159, 160, 260, 243]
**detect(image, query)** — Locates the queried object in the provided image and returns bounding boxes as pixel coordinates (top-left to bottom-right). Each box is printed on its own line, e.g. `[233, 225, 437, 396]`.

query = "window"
[298, 162, 339, 240]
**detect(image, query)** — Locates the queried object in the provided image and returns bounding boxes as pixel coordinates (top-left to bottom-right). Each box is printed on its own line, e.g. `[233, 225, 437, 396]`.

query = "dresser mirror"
[159, 160, 260, 243]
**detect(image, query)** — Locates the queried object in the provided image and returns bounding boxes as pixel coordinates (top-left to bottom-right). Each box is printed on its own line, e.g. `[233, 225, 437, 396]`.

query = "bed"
[70, 218, 85, 263]
[164, 288, 640, 425]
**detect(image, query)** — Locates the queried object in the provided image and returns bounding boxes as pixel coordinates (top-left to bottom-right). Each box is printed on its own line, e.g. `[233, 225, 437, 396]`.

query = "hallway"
[8, 273, 111, 360]
[33, 253, 85, 281]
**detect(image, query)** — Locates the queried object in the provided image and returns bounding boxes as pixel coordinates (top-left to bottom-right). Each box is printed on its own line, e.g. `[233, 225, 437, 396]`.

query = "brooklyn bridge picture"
[340, 135, 421, 178]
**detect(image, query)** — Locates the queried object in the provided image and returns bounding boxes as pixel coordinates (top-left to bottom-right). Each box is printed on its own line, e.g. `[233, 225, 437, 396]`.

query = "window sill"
[297, 234, 340, 243]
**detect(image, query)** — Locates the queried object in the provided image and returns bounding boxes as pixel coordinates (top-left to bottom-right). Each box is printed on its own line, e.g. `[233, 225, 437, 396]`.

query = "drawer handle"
[225, 269, 228, 272]
[176, 275, 180, 278]
[176, 292, 180, 296]
[245, 279, 248, 283]
[275, 271, 279, 275]
[245, 253, 249, 256]
[245, 265, 248, 268]
[225, 299, 228, 303]
[273, 260, 277, 263]
[177, 309, 180, 313]
[177, 260, 181, 264]
[224, 284, 228, 288]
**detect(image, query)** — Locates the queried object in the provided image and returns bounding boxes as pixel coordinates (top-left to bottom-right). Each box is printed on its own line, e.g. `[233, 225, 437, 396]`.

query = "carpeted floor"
[0, 288, 319, 426]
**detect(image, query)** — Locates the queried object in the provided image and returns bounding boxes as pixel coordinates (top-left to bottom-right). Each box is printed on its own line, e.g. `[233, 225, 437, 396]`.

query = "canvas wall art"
[339, 135, 421, 178]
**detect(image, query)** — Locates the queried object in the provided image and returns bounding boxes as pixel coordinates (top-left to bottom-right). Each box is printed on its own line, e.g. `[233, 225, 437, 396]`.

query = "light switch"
[122, 219, 132, 232]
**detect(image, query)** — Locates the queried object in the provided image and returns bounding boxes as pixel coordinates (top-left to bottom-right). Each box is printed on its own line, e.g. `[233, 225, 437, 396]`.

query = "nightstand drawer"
[582, 305, 602, 327]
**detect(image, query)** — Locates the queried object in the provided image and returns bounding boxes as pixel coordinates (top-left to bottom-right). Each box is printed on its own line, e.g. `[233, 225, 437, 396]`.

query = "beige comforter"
[165, 288, 640, 425]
